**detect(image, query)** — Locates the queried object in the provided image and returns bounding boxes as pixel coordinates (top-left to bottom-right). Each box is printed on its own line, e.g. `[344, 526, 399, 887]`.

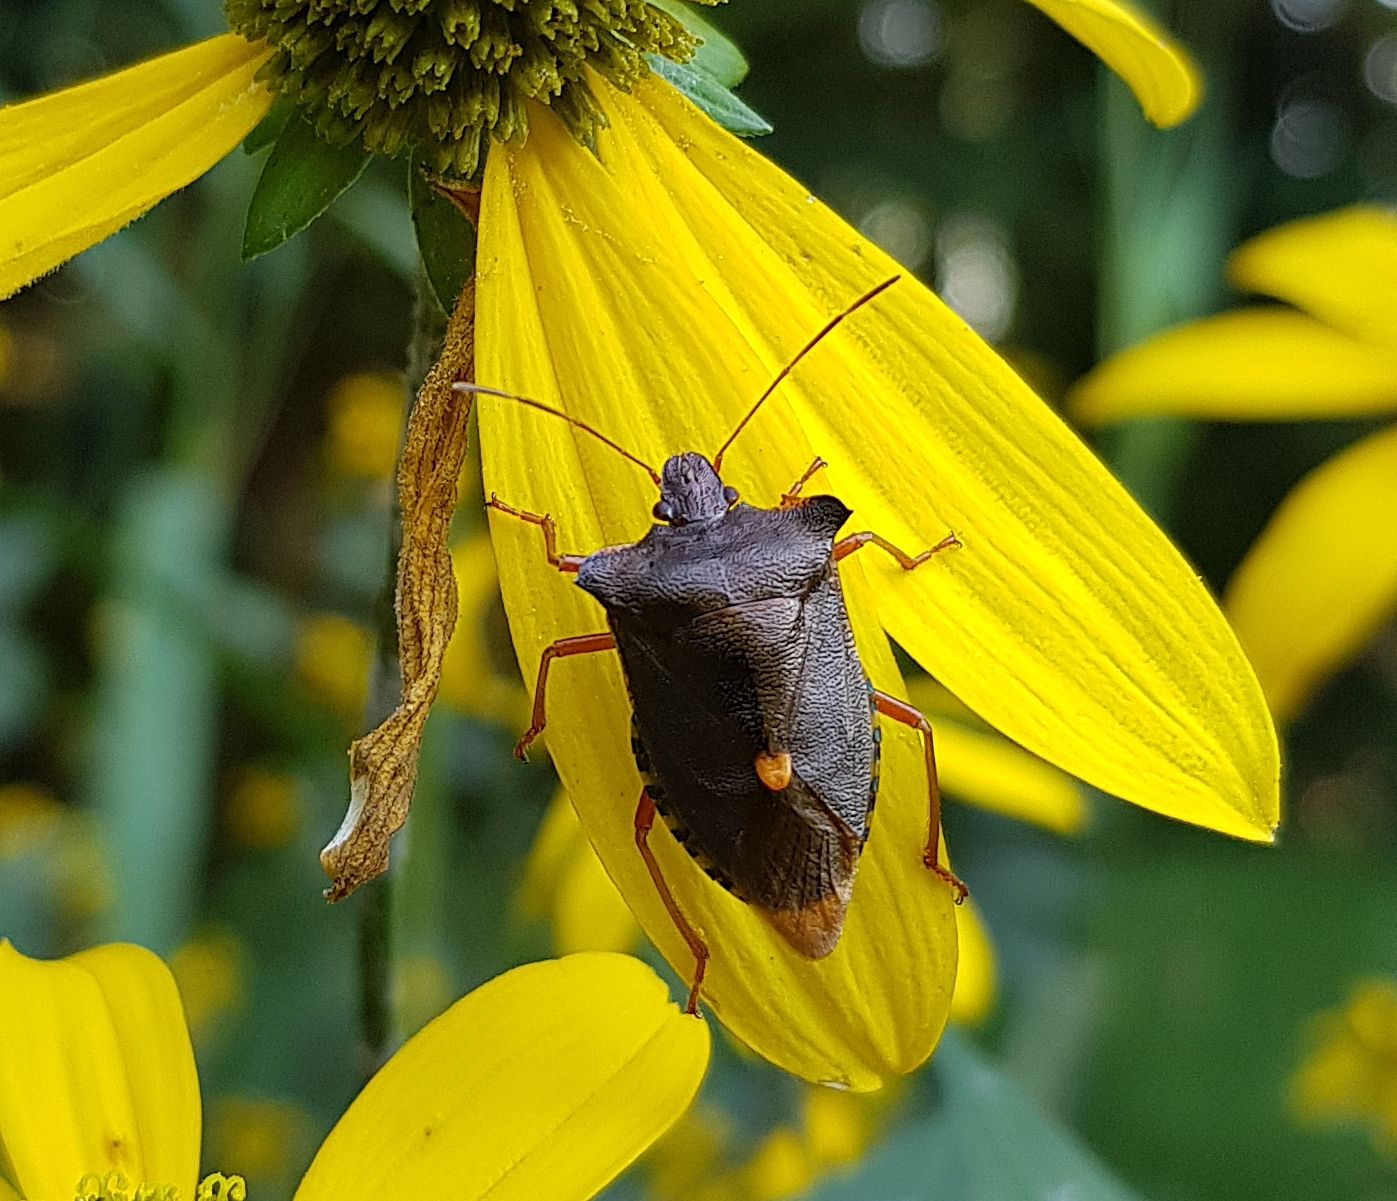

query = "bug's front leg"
[486, 495, 588, 573]
[778, 456, 827, 508]
[871, 690, 968, 903]
[835, 528, 960, 569]
[635, 788, 710, 1015]
[515, 632, 616, 760]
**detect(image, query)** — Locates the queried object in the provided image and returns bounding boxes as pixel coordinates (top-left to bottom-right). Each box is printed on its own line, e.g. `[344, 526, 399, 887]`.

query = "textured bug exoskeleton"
[459, 276, 965, 1012]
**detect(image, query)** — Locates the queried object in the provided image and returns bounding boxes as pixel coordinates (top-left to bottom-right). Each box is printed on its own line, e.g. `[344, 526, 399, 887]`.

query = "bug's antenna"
[711, 274, 901, 474]
[453, 382, 662, 485]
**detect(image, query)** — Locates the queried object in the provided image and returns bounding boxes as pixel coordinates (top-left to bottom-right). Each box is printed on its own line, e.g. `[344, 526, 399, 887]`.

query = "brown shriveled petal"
[320, 276, 476, 900]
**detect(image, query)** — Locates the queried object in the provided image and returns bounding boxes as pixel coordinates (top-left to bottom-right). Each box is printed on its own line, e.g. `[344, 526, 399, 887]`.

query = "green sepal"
[648, 0, 749, 87]
[242, 115, 372, 260]
[409, 159, 478, 315]
[647, 56, 772, 137]
[242, 97, 294, 156]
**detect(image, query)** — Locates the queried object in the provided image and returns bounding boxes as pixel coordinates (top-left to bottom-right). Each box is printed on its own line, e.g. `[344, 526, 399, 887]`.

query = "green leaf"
[806, 1032, 1143, 1201]
[242, 115, 371, 260]
[647, 56, 772, 137]
[409, 159, 477, 314]
[649, 0, 749, 87]
[242, 97, 293, 156]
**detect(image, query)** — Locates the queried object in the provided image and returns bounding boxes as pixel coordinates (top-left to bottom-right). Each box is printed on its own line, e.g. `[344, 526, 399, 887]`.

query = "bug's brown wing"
[616, 583, 875, 958]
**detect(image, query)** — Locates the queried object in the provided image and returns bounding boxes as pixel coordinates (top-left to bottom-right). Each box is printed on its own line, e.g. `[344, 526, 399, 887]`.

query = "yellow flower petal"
[295, 954, 708, 1201]
[1020, 0, 1201, 127]
[1225, 425, 1397, 723]
[950, 900, 998, 1026]
[518, 791, 641, 956]
[479, 96, 957, 1090]
[631, 80, 1278, 840]
[904, 679, 1087, 835]
[0, 34, 272, 300]
[479, 74, 1275, 1083]
[1228, 207, 1397, 350]
[0, 941, 200, 1200]
[1069, 309, 1397, 424]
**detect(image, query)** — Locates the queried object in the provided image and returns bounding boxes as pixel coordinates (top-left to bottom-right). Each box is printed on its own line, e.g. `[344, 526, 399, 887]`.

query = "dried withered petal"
[320, 281, 476, 900]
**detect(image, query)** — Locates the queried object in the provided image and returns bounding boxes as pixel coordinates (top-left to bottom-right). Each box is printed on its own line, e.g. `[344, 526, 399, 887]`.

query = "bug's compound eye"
[653, 499, 678, 524]
[723, 486, 740, 507]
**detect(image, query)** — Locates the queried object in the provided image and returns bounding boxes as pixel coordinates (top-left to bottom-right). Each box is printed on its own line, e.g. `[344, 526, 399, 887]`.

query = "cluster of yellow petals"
[0, 942, 708, 1201]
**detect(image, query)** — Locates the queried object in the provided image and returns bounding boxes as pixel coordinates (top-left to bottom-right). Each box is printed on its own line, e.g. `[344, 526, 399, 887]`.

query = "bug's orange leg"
[635, 789, 709, 1015]
[516, 633, 616, 761]
[871, 690, 968, 904]
[834, 529, 960, 569]
[486, 495, 588, 573]
[779, 457, 828, 508]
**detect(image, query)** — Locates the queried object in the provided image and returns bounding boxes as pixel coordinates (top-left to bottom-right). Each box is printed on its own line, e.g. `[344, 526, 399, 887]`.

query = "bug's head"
[653, 453, 739, 526]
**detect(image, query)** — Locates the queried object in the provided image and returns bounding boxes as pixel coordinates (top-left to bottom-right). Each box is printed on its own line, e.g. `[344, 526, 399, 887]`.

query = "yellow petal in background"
[1228, 206, 1397, 350]
[1020, 0, 1201, 126]
[1225, 425, 1397, 723]
[633, 79, 1277, 841]
[295, 955, 709, 1201]
[0, 941, 200, 1200]
[518, 791, 641, 955]
[1068, 308, 1397, 424]
[904, 678, 1087, 835]
[0, 34, 272, 300]
[950, 901, 998, 1026]
[478, 89, 958, 1089]
[438, 532, 531, 732]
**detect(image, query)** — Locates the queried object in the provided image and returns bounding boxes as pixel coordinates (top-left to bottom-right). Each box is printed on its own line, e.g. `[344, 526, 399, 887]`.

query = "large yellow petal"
[1227, 207, 1397, 350]
[295, 955, 708, 1201]
[0, 34, 272, 300]
[479, 93, 958, 1090]
[630, 79, 1277, 839]
[904, 678, 1087, 835]
[1225, 425, 1397, 723]
[1069, 309, 1397, 424]
[0, 942, 200, 1200]
[1020, 0, 1201, 127]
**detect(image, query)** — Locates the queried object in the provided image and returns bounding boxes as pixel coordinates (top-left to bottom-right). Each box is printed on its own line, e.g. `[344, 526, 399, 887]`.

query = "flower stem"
[1095, 10, 1240, 523]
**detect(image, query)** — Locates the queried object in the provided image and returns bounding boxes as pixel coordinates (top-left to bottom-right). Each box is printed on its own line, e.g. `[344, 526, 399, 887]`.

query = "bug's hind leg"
[635, 789, 709, 1015]
[871, 690, 968, 904]
[515, 633, 616, 761]
[486, 495, 588, 573]
[779, 457, 827, 508]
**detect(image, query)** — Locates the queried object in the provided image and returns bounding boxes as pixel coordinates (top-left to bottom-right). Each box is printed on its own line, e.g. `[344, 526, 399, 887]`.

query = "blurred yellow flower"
[1070, 207, 1397, 722]
[206, 1097, 311, 1190]
[0, 782, 64, 859]
[0, 942, 709, 1201]
[223, 766, 300, 850]
[1292, 977, 1397, 1152]
[295, 612, 372, 720]
[326, 372, 404, 481]
[648, 1082, 902, 1201]
[169, 927, 246, 1043]
[390, 952, 454, 1035]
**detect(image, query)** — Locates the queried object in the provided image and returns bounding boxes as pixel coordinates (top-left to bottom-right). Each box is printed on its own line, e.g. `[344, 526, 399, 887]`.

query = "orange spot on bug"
[755, 750, 793, 791]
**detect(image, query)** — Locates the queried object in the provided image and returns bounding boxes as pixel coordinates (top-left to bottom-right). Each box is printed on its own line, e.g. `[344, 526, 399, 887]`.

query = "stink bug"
[458, 275, 965, 1013]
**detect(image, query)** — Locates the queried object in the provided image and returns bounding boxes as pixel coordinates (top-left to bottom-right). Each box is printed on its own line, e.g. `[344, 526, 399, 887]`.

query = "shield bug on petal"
[457, 275, 966, 1013]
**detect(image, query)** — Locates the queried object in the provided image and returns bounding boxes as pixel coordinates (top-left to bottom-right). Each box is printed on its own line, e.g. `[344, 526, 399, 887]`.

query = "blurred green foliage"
[2, 0, 1396, 1198]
